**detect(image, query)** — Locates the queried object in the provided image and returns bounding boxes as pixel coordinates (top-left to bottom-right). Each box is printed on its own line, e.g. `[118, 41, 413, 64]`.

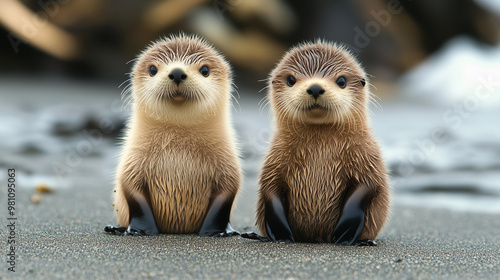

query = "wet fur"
[114, 34, 241, 233]
[256, 40, 390, 242]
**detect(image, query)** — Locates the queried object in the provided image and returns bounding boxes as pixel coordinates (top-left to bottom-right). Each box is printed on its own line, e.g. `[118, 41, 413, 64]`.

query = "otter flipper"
[240, 232, 271, 242]
[103, 225, 127, 235]
[124, 192, 159, 235]
[239, 192, 294, 242]
[332, 184, 373, 245]
[264, 193, 295, 242]
[104, 191, 159, 236]
[199, 193, 239, 237]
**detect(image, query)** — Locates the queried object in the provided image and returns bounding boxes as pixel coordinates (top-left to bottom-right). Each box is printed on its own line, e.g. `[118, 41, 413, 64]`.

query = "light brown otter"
[106, 34, 241, 236]
[255, 40, 390, 244]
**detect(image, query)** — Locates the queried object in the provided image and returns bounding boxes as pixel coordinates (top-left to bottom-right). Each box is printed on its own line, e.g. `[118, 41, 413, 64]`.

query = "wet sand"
[2, 180, 499, 280]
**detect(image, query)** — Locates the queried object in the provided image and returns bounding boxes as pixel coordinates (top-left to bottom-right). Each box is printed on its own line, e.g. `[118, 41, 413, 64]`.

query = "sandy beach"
[1, 76, 499, 279]
[1, 181, 499, 280]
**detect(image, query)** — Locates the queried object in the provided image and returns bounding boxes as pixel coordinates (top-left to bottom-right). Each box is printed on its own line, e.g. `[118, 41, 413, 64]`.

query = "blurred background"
[1, 0, 499, 215]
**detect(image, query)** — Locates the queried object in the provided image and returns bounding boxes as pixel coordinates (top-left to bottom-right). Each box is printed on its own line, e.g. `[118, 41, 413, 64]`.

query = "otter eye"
[200, 65, 210, 77]
[336, 76, 346, 88]
[286, 75, 296, 87]
[149, 65, 157, 77]
[360, 78, 366, 87]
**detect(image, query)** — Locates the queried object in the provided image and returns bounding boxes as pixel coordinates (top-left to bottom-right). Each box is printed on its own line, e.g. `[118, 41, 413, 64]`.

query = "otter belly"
[145, 150, 213, 234]
[286, 164, 345, 242]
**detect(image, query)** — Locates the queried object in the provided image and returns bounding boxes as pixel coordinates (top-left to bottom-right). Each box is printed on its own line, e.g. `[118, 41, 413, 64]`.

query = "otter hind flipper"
[124, 191, 159, 236]
[332, 184, 373, 245]
[104, 189, 159, 236]
[199, 193, 239, 237]
[264, 193, 295, 242]
[103, 225, 127, 235]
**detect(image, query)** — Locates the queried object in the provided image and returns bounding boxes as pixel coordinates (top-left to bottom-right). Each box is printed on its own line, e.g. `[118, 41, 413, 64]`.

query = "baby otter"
[105, 34, 241, 236]
[255, 40, 391, 244]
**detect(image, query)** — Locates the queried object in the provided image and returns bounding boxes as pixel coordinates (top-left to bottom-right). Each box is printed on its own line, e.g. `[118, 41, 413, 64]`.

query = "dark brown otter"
[255, 40, 391, 244]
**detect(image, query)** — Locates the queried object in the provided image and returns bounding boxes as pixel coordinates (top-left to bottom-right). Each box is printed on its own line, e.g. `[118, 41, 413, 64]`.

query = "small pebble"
[36, 184, 55, 193]
[31, 194, 42, 204]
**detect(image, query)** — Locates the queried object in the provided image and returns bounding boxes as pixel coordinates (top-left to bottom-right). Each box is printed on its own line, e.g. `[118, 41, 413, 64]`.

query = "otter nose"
[168, 68, 187, 85]
[307, 84, 325, 99]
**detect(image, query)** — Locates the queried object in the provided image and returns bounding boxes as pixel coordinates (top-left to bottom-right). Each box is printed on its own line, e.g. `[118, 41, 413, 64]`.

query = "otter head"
[130, 34, 232, 124]
[269, 40, 369, 126]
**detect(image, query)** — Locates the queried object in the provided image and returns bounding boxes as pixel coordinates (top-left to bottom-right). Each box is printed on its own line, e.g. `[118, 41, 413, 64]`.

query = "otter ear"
[359, 79, 366, 87]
